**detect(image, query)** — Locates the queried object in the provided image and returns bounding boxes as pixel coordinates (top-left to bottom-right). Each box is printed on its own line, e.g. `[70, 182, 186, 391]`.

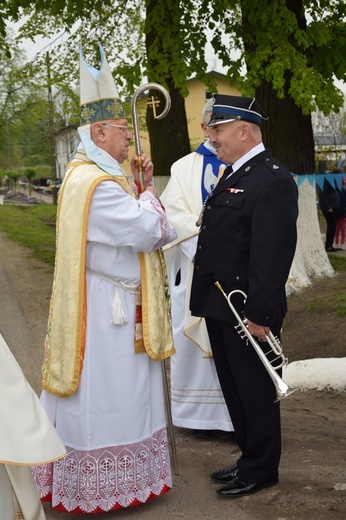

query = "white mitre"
[77, 43, 126, 177]
[79, 42, 125, 125]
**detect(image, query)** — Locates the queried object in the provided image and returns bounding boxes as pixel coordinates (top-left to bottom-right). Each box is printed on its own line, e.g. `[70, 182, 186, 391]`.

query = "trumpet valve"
[235, 324, 243, 335]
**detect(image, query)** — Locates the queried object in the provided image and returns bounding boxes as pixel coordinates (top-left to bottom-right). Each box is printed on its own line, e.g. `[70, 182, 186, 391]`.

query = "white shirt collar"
[232, 142, 265, 173]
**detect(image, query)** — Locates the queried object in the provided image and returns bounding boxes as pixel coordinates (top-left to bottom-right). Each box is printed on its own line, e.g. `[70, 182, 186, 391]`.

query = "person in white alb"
[161, 99, 233, 437]
[32, 43, 177, 514]
[0, 331, 66, 520]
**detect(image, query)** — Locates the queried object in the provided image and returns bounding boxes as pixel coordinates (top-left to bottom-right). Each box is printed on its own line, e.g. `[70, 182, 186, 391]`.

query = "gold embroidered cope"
[42, 160, 174, 397]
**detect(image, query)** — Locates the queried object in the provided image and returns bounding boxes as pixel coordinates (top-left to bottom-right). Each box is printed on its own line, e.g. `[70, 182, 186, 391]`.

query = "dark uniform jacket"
[317, 179, 341, 214]
[190, 149, 299, 328]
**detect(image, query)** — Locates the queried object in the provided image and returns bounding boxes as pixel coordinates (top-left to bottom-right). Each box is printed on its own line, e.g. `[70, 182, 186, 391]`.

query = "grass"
[307, 254, 346, 317]
[328, 254, 346, 273]
[307, 293, 346, 318]
[0, 204, 57, 265]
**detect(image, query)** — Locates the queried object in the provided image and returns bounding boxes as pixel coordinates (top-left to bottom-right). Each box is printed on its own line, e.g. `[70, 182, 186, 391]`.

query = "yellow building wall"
[123, 74, 240, 176]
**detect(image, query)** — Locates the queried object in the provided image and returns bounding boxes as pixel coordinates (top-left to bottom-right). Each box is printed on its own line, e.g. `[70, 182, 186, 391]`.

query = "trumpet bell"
[274, 383, 297, 402]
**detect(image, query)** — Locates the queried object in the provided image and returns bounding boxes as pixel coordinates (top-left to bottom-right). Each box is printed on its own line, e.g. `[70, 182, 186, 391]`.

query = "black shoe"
[192, 429, 214, 439]
[211, 463, 238, 483]
[216, 476, 278, 498]
[326, 247, 339, 252]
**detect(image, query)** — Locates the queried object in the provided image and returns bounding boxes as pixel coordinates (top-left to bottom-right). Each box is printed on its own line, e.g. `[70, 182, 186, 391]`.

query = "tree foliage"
[1, 1, 345, 106]
[0, 31, 76, 173]
[1, 0, 345, 174]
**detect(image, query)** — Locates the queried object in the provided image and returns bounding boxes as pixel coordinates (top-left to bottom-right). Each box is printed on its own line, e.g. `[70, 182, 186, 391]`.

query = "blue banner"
[293, 173, 345, 190]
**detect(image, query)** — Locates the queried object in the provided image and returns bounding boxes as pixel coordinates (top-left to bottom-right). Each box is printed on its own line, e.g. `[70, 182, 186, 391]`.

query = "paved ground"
[0, 230, 345, 520]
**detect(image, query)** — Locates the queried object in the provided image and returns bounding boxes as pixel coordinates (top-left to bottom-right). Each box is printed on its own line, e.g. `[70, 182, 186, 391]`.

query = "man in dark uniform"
[190, 95, 298, 498]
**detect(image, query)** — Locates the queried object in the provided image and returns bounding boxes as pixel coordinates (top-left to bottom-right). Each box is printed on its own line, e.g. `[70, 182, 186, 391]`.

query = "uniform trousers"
[206, 317, 282, 484]
[321, 209, 338, 249]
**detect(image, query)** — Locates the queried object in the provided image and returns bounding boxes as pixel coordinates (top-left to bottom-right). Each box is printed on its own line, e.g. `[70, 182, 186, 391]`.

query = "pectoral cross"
[147, 96, 160, 118]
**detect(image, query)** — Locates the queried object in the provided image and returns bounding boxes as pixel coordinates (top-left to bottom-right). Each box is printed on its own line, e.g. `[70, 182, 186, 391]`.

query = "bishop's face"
[100, 118, 134, 164]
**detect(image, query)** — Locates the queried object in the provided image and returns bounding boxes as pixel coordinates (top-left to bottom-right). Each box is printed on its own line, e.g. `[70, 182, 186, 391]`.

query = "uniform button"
[197, 245, 202, 250]
[195, 265, 200, 270]
[265, 316, 269, 320]
[206, 205, 211, 210]
[236, 276, 240, 280]
[226, 200, 229, 204]
[202, 225, 206, 230]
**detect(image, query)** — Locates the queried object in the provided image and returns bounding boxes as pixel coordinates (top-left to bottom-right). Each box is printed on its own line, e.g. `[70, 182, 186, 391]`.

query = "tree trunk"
[255, 79, 315, 174]
[287, 181, 334, 294]
[145, 0, 191, 176]
[241, 0, 334, 290]
[146, 81, 190, 176]
[241, 0, 315, 174]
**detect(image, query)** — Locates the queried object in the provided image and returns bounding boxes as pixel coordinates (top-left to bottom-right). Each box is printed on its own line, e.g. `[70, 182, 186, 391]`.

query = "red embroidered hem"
[41, 485, 171, 514]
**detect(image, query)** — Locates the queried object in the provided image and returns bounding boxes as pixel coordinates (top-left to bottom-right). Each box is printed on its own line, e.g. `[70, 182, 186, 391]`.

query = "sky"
[9, 21, 346, 96]
[21, 30, 224, 72]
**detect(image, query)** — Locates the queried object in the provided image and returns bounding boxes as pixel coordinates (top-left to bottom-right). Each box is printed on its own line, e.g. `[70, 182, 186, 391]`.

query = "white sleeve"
[87, 180, 176, 253]
[161, 154, 202, 244]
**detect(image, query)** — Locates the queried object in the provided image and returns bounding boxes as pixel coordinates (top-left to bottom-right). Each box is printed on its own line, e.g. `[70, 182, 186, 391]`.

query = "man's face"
[100, 118, 133, 164]
[208, 120, 243, 164]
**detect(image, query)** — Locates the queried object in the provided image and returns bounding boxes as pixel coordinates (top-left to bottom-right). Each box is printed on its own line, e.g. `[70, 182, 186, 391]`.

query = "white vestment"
[33, 175, 176, 514]
[0, 332, 66, 520]
[161, 148, 233, 431]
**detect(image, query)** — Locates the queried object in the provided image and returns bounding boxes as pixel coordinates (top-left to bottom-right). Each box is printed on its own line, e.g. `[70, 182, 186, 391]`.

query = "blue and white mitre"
[79, 43, 125, 125]
[77, 43, 126, 177]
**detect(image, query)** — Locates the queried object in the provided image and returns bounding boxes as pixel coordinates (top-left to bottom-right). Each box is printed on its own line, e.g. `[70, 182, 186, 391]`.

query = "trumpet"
[215, 282, 296, 402]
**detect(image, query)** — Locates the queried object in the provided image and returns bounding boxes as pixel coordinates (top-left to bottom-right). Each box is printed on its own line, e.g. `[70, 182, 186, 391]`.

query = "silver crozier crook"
[131, 83, 178, 474]
[131, 82, 171, 192]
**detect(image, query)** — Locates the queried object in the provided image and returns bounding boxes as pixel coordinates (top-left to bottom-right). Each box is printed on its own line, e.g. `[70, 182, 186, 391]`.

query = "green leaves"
[1, 0, 345, 116]
[237, 0, 346, 113]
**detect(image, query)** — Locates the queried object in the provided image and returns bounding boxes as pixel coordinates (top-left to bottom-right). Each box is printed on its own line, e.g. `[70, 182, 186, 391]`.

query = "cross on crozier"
[147, 96, 160, 118]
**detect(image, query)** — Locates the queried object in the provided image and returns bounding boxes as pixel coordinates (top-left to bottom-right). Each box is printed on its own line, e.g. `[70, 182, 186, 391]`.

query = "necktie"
[222, 165, 233, 181]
